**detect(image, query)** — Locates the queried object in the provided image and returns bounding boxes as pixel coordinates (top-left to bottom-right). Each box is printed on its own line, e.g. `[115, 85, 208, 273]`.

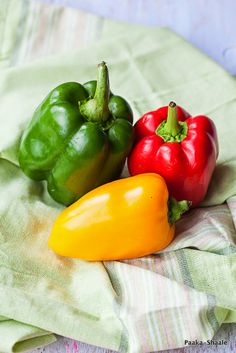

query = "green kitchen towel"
[0, 1, 236, 353]
[0, 316, 56, 353]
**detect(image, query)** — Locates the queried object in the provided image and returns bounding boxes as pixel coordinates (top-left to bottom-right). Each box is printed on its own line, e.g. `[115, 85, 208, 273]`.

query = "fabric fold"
[0, 316, 56, 353]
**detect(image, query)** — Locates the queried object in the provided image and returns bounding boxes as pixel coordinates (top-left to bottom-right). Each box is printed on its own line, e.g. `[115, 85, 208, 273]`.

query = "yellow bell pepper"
[48, 173, 189, 261]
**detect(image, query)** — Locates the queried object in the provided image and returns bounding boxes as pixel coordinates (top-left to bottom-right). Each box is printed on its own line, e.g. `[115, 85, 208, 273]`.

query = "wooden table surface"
[32, 1, 235, 352]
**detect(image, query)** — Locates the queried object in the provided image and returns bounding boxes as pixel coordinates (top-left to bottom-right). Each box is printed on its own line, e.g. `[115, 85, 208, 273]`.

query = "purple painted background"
[37, 0, 236, 74]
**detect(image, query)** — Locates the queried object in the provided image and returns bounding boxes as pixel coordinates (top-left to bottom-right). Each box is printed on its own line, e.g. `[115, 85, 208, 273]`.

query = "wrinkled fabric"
[0, 1, 236, 353]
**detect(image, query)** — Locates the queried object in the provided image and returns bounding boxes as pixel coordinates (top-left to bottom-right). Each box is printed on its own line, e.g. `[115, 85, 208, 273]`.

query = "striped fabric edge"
[0, 0, 104, 69]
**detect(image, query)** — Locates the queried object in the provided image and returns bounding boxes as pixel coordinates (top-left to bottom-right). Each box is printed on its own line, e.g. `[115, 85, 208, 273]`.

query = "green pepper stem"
[80, 61, 110, 122]
[164, 102, 181, 136]
[94, 62, 110, 120]
[168, 197, 190, 224]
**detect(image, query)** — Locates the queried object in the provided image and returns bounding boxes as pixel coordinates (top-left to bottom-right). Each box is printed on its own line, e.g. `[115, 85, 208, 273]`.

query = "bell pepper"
[128, 102, 218, 207]
[19, 62, 134, 205]
[48, 173, 189, 261]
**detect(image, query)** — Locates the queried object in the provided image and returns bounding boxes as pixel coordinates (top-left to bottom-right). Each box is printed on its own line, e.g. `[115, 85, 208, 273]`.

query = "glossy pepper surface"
[128, 102, 218, 207]
[19, 62, 134, 205]
[48, 173, 189, 261]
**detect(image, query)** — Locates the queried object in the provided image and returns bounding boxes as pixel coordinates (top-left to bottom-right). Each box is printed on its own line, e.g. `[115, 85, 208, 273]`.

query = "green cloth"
[0, 1, 236, 353]
[0, 316, 56, 353]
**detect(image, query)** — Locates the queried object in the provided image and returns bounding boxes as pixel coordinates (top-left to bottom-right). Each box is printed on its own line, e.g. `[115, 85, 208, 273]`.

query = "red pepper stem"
[168, 198, 190, 224]
[80, 61, 110, 122]
[164, 102, 181, 136]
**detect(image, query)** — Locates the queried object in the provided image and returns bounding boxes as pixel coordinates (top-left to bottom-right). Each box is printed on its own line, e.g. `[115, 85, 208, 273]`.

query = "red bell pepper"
[128, 102, 218, 207]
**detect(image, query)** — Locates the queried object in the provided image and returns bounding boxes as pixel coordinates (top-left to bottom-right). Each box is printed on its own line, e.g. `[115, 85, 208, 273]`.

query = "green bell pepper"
[19, 62, 134, 205]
